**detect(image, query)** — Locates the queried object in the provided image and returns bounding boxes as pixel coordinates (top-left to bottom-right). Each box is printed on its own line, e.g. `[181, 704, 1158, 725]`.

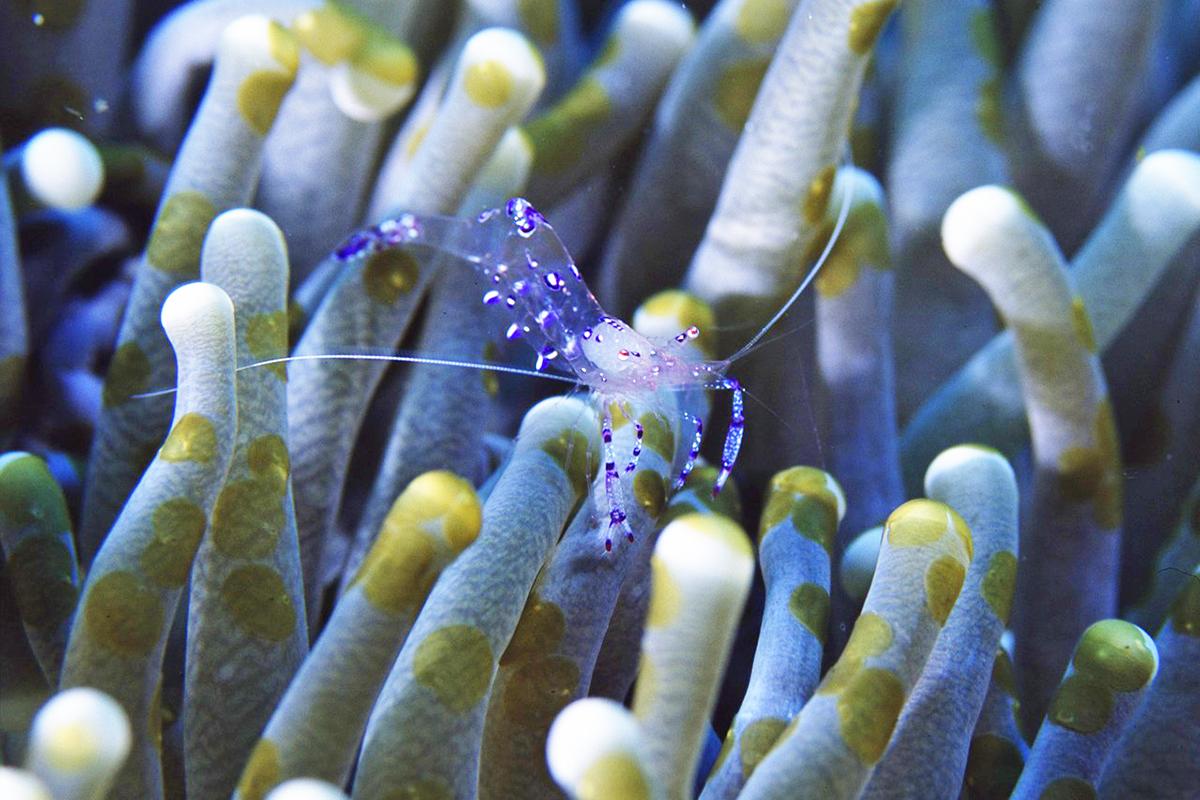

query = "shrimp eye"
[687, 326, 700, 339]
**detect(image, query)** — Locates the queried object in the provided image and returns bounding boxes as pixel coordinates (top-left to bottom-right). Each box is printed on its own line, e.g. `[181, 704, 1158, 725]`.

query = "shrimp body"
[336, 198, 745, 550]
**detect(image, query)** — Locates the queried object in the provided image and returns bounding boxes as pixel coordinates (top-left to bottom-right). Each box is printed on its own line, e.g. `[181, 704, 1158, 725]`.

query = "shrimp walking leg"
[711, 377, 744, 496]
[620, 401, 644, 475]
[600, 409, 636, 552]
[674, 413, 704, 491]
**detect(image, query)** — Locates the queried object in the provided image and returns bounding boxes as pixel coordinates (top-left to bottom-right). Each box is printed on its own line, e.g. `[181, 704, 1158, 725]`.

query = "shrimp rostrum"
[334, 198, 744, 551]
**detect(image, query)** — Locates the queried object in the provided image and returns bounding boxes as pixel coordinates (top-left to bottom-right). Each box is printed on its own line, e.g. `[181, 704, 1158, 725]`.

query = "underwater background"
[1, 0, 1198, 798]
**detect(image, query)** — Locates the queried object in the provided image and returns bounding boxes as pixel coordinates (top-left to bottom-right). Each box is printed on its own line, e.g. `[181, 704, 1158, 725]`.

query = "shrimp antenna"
[725, 156, 857, 365]
[129, 352, 584, 400]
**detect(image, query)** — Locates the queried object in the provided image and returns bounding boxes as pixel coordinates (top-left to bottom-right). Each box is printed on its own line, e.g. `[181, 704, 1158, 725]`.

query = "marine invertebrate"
[4, 1, 1200, 799]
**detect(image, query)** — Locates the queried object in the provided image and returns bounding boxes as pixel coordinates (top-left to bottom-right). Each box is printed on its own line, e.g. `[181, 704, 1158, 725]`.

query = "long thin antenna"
[725, 159, 856, 365]
[129, 352, 583, 400]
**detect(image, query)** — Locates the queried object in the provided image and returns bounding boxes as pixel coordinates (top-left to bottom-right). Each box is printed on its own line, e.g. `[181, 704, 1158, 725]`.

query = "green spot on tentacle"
[159, 412, 218, 463]
[817, 612, 892, 695]
[736, 0, 792, 43]
[237, 739, 281, 800]
[84, 570, 164, 657]
[969, 8, 1003, 68]
[847, 0, 897, 56]
[814, 201, 891, 298]
[1072, 619, 1156, 693]
[1070, 297, 1098, 353]
[788, 582, 829, 642]
[292, 1, 367, 65]
[237, 71, 293, 136]
[526, 77, 612, 174]
[142, 498, 207, 587]
[353, 36, 416, 87]
[981, 551, 1018, 624]
[1055, 401, 1122, 529]
[802, 164, 837, 226]
[837, 667, 904, 763]
[925, 555, 966, 625]
[632, 470, 666, 518]
[1039, 777, 1097, 800]
[147, 191, 217, 277]
[713, 59, 770, 131]
[646, 555, 682, 628]
[0, 454, 71, 531]
[7, 535, 78, 629]
[363, 249, 421, 305]
[413, 625, 494, 712]
[639, 412, 674, 459]
[519, 0, 560, 44]
[102, 342, 151, 407]
[578, 753, 652, 800]
[993, 648, 1018, 698]
[503, 591, 566, 665]
[739, 716, 787, 778]
[0, 355, 24, 416]
[963, 734, 1023, 799]
[539, 429, 599, 497]
[1171, 576, 1200, 637]
[1048, 673, 1112, 734]
[976, 76, 1004, 144]
[759, 466, 840, 549]
[500, 654, 579, 727]
[464, 60, 515, 108]
[247, 434, 290, 496]
[246, 310, 289, 381]
[211, 480, 285, 559]
[221, 565, 297, 642]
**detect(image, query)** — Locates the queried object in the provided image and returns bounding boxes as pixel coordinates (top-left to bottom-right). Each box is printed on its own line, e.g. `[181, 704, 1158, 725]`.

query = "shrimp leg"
[600, 408, 635, 551]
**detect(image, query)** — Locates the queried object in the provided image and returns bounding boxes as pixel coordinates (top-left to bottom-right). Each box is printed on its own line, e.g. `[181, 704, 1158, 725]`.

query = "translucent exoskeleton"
[334, 198, 744, 551]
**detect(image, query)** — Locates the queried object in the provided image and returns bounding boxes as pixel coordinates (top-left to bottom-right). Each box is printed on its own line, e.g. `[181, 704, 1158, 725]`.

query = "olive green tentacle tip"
[759, 466, 845, 548]
[1048, 620, 1157, 734]
[1072, 620, 1158, 693]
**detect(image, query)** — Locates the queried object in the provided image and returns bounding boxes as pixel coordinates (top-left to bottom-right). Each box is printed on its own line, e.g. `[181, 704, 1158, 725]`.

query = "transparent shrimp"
[332, 197, 812, 551]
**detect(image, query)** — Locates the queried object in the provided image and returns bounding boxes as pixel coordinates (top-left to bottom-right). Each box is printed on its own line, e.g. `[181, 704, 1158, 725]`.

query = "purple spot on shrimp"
[569, 264, 582, 281]
[335, 231, 373, 259]
[506, 323, 522, 340]
[506, 197, 544, 237]
[505, 296, 517, 308]
[482, 290, 501, 305]
[536, 309, 559, 331]
[526, 254, 539, 269]
[582, 328, 593, 340]
[512, 280, 530, 296]
[543, 272, 564, 291]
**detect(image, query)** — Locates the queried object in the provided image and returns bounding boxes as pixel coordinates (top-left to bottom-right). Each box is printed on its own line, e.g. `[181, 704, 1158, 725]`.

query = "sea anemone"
[2, 1, 1198, 799]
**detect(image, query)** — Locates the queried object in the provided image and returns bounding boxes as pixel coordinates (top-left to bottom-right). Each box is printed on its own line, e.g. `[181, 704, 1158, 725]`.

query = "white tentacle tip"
[160, 281, 236, 345]
[459, 28, 547, 115]
[924, 444, 1016, 495]
[941, 185, 1038, 267]
[27, 688, 131, 781]
[655, 513, 754, 589]
[518, 396, 599, 447]
[547, 698, 655, 798]
[617, 0, 696, 58]
[0, 768, 52, 800]
[20, 128, 104, 211]
[205, 207, 288, 261]
[330, 39, 418, 122]
[264, 778, 350, 800]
